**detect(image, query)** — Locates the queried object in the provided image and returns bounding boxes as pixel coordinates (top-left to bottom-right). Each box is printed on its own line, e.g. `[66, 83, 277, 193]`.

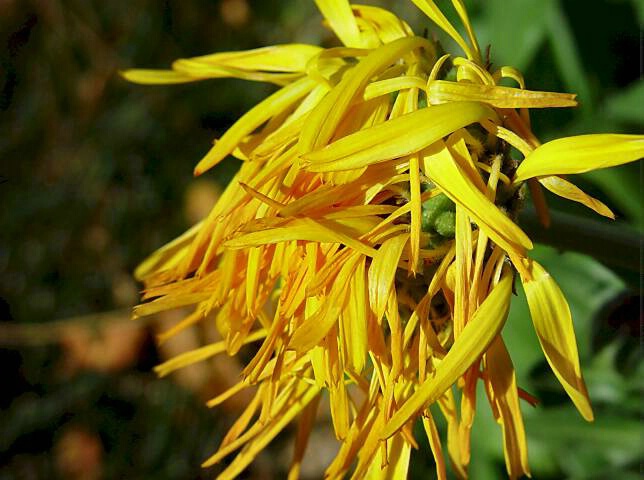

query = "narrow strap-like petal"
[514, 134, 644, 182]
[380, 271, 513, 439]
[520, 258, 594, 421]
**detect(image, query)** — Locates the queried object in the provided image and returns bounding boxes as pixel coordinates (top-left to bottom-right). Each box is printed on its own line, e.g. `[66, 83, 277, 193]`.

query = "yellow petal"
[303, 102, 496, 172]
[342, 257, 369, 373]
[539, 175, 615, 219]
[194, 77, 316, 175]
[120, 69, 197, 84]
[422, 413, 447, 480]
[352, 5, 415, 45]
[520, 259, 594, 421]
[123, 44, 322, 86]
[299, 36, 432, 152]
[423, 140, 532, 256]
[368, 234, 408, 323]
[485, 336, 531, 479]
[154, 329, 266, 377]
[212, 385, 320, 477]
[514, 134, 644, 182]
[449, 0, 481, 62]
[289, 254, 359, 352]
[187, 44, 322, 73]
[224, 217, 377, 258]
[492, 66, 526, 89]
[380, 271, 513, 439]
[429, 80, 577, 108]
[365, 433, 411, 479]
[363, 75, 427, 100]
[171, 60, 302, 84]
[315, 0, 363, 48]
[410, 0, 474, 60]
[409, 154, 422, 274]
[134, 221, 202, 280]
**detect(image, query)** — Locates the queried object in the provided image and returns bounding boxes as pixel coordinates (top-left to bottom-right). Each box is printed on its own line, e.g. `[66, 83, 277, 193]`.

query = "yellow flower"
[124, 1, 644, 478]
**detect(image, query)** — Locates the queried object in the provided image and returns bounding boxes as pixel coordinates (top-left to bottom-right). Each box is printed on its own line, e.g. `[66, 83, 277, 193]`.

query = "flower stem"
[519, 207, 642, 273]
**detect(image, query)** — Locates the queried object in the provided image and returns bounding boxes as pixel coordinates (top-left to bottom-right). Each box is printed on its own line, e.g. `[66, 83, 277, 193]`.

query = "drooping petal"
[423, 140, 533, 256]
[514, 134, 644, 182]
[421, 413, 447, 480]
[520, 258, 593, 421]
[365, 433, 412, 479]
[485, 336, 531, 479]
[342, 256, 369, 373]
[429, 80, 577, 108]
[539, 175, 614, 218]
[380, 270, 513, 439]
[210, 384, 321, 477]
[289, 254, 359, 352]
[368, 233, 408, 323]
[303, 102, 496, 172]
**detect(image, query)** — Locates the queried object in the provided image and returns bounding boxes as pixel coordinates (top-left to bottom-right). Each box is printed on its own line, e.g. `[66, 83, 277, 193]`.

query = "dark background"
[0, 1, 642, 478]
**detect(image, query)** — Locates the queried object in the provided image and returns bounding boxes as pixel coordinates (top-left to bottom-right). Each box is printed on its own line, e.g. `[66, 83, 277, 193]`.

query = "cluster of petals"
[124, 1, 644, 478]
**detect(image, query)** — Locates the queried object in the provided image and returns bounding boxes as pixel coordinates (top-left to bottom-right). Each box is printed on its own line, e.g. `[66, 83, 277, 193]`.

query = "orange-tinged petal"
[134, 221, 201, 280]
[485, 336, 531, 479]
[212, 384, 320, 477]
[520, 259, 594, 421]
[539, 175, 615, 219]
[514, 134, 644, 182]
[429, 80, 577, 108]
[343, 256, 369, 373]
[380, 271, 513, 439]
[423, 140, 532, 256]
[303, 102, 496, 172]
[154, 329, 267, 378]
[289, 254, 359, 352]
[224, 217, 377, 258]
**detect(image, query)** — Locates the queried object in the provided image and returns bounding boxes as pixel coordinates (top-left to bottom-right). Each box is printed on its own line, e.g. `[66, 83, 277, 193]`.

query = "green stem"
[519, 207, 643, 273]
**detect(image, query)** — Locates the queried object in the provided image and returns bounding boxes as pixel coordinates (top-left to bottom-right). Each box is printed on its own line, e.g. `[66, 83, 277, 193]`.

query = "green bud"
[434, 211, 456, 238]
[421, 193, 455, 233]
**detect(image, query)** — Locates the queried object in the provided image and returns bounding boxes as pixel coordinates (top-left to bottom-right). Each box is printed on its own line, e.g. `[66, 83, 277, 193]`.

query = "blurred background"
[0, 0, 641, 478]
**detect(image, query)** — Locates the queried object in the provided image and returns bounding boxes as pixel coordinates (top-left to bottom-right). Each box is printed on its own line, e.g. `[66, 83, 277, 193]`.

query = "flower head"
[124, 1, 644, 478]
